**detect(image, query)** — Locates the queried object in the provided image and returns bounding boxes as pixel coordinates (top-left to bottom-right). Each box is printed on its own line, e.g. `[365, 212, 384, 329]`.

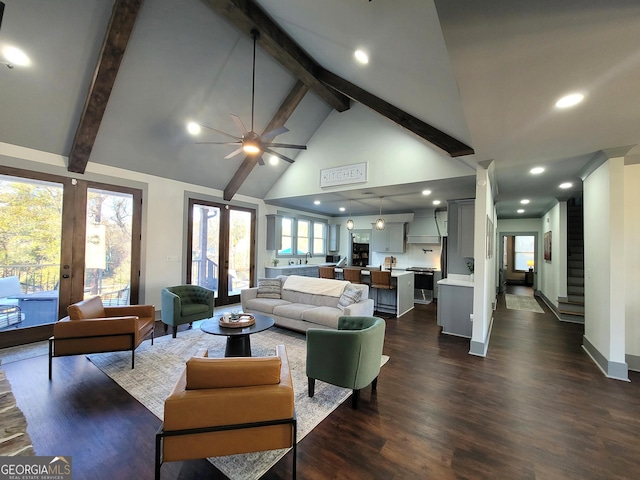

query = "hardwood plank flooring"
[3, 288, 640, 479]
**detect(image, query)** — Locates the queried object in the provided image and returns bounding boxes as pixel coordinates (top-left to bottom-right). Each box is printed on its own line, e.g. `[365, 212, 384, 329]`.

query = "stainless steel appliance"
[406, 267, 436, 304]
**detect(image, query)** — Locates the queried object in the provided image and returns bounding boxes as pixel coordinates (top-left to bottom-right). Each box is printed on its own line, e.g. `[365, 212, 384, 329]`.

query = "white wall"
[540, 203, 566, 308]
[624, 163, 640, 362]
[470, 163, 496, 357]
[266, 103, 476, 201]
[583, 157, 627, 379]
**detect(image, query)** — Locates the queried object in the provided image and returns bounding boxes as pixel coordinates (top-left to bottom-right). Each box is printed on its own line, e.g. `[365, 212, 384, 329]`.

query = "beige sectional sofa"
[241, 275, 374, 332]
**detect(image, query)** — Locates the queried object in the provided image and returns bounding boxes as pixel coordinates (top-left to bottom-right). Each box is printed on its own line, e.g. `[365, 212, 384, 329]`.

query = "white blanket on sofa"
[283, 275, 348, 297]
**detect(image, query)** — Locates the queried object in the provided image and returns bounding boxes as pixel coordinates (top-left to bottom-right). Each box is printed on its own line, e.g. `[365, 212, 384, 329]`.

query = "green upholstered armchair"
[306, 316, 385, 409]
[161, 285, 214, 338]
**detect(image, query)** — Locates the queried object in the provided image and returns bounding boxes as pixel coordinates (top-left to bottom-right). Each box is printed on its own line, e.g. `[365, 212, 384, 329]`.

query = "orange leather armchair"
[155, 345, 296, 479]
[49, 296, 155, 379]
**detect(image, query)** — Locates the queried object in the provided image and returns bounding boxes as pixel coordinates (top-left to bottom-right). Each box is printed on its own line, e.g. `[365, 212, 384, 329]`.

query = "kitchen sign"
[320, 162, 367, 188]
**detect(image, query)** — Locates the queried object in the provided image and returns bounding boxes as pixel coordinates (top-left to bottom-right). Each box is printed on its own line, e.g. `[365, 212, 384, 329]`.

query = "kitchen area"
[264, 201, 475, 337]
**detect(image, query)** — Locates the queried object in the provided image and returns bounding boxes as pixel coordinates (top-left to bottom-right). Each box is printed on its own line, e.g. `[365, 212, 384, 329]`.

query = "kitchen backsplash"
[369, 243, 442, 269]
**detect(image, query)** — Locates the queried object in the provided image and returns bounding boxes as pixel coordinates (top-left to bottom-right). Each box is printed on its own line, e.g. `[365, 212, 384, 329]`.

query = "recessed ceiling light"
[339, 207, 346, 212]
[422, 189, 432, 196]
[313, 200, 321, 205]
[517, 209, 525, 214]
[186, 122, 201, 135]
[354, 49, 369, 64]
[2, 46, 31, 67]
[555, 93, 584, 109]
[559, 182, 572, 189]
[530, 167, 545, 175]
[433, 200, 441, 205]
[520, 199, 530, 204]
[269, 155, 279, 165]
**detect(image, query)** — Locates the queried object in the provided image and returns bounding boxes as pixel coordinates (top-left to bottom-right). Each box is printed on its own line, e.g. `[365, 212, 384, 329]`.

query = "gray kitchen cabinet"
[437, 283, 473, 338]
[264, 265, 319, 279]
[266, 214, 283, 251]
[371, 222, 405, 253]
[457, 201, 474, 258]
[328, 224, 340, 252]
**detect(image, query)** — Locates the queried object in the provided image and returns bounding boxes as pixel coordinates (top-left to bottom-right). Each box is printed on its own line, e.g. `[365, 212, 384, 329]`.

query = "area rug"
[505, 294, 544, 314]
[0, 369, 35, 456]
[88, 327, 389, 480]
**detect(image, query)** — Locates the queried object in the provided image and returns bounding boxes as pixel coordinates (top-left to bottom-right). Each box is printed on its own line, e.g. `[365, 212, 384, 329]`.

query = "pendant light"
[346, 199, 355, 231]
[375, 197, 386, 230]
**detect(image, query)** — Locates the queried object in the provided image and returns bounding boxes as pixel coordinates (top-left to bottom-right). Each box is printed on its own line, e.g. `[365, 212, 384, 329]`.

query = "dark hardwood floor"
[4, 287, 640, 479]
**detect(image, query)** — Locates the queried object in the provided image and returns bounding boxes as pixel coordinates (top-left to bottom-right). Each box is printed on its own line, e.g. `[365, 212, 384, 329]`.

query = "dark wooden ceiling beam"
[318, 69, 474, 157]
[206, 0, 350, 113]
[224, 80, 309, 201]
[67, 0, 143, 174]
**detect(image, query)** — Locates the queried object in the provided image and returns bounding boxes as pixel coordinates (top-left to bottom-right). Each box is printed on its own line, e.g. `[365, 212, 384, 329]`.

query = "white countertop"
[437, 274, 474, 288]
[267, 263, 335, 269]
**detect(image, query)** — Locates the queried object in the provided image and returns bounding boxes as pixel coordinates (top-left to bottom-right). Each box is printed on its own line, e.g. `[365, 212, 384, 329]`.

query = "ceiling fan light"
[346, 218, 355, 230]
[242, 143, 261, 154]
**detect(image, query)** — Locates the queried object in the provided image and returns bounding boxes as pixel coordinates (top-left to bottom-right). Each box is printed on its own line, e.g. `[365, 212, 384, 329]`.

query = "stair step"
[568, 277, 584, 286]
[568, 268, 584, 277]
[568, 285, 584, 294]
[568, 260, 584, 269]
[568, 294, 584, 303]
[559, 309, 585, 317]
[568, 253, 584, 261]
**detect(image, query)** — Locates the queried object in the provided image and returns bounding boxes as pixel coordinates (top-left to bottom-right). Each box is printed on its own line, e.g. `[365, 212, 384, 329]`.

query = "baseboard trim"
[625, 353, 640, 373]
[539, 291, 584, 324]
[469, 315, 494, 357]
[582, 335, 629, 381]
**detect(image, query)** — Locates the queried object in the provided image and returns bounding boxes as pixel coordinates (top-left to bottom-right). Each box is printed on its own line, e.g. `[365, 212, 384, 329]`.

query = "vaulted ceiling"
[1, 0, 638, 218]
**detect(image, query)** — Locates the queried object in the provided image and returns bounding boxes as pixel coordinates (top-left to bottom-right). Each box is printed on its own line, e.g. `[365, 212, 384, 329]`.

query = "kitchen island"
[336, 268, 414, 318]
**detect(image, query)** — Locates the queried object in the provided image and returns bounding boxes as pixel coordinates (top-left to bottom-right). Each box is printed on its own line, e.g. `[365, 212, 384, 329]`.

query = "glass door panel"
[84, 188, 134, 305]
[188, 200, 255, 306]
[228, 209, 252, 297]
[190, 204, 221, 294]
[0, 176, 62, 331]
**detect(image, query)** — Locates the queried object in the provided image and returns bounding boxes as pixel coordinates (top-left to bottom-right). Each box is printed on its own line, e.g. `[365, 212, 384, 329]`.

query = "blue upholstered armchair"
[161, 285, 214, 338]
[306, 316, 386, 409]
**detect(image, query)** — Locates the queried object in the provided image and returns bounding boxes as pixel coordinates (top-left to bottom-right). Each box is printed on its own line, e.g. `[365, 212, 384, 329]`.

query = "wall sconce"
[346, 199, 354, 231]
[375, 197, 385, 231]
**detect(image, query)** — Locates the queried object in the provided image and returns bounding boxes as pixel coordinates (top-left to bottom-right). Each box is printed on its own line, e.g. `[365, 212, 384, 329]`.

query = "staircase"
[558, 197, 584, 321]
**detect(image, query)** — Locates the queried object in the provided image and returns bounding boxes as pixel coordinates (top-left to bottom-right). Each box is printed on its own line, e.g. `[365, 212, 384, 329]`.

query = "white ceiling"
[0, 0, 638, 219]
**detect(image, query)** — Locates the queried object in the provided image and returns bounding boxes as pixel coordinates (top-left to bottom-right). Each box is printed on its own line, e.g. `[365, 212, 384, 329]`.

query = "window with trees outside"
[514, 235, 535, 271]
[277, 216, 327, 257]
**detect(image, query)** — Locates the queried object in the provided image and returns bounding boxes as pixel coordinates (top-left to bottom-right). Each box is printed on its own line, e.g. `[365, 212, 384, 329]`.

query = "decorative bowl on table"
[218, 313, 255, 328]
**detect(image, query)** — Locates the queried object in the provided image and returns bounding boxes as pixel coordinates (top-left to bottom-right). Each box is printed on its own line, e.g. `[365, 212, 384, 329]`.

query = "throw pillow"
[338, 284, 362, 311]
[257, 278, 282, 299]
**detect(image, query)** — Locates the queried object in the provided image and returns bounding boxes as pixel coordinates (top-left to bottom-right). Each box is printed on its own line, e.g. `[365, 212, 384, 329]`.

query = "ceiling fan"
[195, 29, 307, 165]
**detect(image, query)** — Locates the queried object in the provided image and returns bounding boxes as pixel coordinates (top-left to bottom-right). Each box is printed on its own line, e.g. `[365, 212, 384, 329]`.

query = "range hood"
[406, 209, 441, 244]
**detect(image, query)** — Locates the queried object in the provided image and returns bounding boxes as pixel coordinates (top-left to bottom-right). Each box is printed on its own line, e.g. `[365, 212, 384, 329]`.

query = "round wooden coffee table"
[200, 312, 275, 357]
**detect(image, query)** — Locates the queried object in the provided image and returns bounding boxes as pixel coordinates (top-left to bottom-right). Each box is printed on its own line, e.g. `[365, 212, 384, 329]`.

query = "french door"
[186, 199, 255, 306]
[0, 166, 141, 348]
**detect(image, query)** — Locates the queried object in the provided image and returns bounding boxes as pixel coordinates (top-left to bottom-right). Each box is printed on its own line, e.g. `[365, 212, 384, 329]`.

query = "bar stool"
[370, 270, 395, 311]
[342, 268, 363, 284]
[319, 266, 336, 279]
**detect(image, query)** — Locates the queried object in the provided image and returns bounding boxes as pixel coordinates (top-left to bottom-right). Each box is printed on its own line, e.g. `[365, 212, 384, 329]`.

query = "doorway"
[500, 233, 538, 294]
[186, 199, 255, 306]
[0, 167, 142, 347]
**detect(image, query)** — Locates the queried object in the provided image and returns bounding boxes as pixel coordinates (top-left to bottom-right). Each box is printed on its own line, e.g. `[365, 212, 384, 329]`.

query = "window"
[276, 215, 328, 257]
[514, 236, 534, 271]
[313, 222, 326, 255]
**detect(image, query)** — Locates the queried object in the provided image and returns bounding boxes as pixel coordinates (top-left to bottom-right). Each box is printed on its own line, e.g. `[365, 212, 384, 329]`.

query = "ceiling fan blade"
[257, 155, 265, 166]
[264, 147, 295, 164]
[195, 141, 241, 145]
[264, 142, 307, 150]
[230, 114, 248, 136]
[198, 124, 240, 141]
[224, 147, 244, 159]
[261, 126, 289, 140]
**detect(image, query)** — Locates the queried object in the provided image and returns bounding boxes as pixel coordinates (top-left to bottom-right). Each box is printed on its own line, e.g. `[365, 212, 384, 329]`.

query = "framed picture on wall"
[544, 231, 552, 261]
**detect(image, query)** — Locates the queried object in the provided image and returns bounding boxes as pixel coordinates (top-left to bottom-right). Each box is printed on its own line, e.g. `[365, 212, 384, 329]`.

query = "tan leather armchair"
[155, 345, 296, 479]
[49, 296, 155, 379]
